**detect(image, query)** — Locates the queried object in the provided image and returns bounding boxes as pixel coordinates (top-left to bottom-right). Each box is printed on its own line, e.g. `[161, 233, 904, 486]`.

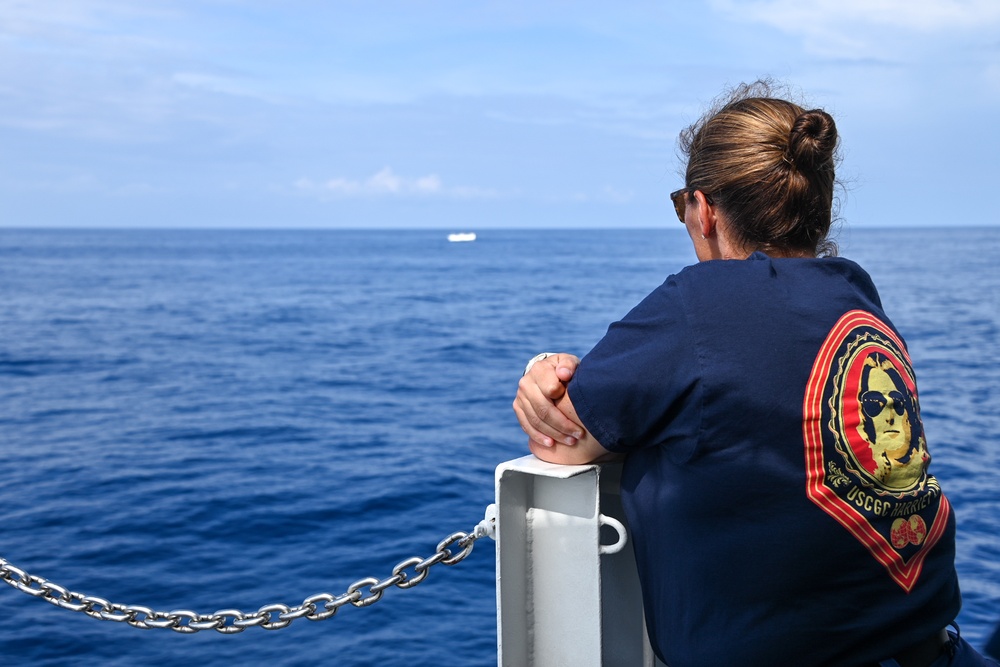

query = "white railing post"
[495, 455, 665, 667]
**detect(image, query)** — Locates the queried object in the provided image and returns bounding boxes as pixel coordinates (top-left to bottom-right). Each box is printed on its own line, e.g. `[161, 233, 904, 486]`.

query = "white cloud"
[546, 186, 635, 204]
[295, 167, 497, 199]
[296, 168, 639, 206]
[366, 167, 403, 194]
[711, 0, 1000, 57]
[602, 186, 634, 203]
[171, 72, 274, 102]
[728, 0, 1000, 32]
[713, 0, 1000, 31]
[413, 174, 442, 193]
[0, 1, 179, 53]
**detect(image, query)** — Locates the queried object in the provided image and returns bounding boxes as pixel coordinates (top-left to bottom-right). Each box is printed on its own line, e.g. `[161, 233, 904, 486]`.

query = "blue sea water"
[0, 228, 997, 666]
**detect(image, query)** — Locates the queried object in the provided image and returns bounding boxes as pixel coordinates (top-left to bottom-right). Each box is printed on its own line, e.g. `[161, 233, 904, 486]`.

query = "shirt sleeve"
[567, 276, 702, 454]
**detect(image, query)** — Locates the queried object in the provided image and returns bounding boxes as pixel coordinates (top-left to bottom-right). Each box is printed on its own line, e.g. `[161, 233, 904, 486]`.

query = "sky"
[2, 0, 999, 229]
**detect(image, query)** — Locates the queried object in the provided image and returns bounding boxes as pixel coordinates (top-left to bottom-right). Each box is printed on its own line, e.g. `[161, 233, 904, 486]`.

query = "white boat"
[447, 232, 476, 242]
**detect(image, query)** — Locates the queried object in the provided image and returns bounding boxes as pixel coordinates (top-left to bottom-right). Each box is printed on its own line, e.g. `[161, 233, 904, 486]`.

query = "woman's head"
[678, 80, 840, 257]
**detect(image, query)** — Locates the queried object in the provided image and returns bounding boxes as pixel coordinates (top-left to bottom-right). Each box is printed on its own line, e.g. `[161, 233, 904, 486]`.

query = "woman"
[513, 81, 996, 667]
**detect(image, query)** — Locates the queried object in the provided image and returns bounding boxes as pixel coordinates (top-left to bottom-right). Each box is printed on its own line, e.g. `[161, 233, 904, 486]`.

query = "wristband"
[523, 352, 555, 376]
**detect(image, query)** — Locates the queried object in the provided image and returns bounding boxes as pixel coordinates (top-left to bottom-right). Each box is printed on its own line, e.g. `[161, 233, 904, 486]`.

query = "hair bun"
[788, 110, 837, 172]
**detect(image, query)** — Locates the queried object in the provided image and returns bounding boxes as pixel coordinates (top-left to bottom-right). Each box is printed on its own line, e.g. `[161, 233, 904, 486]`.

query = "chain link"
[0, 518, 492, 634]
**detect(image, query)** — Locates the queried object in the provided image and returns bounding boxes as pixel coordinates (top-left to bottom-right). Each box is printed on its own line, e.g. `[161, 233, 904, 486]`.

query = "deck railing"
[494, 456, 666, 667]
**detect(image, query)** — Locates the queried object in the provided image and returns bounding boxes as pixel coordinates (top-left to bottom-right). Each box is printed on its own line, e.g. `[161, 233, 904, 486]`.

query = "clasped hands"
[512, 353, 618, 465]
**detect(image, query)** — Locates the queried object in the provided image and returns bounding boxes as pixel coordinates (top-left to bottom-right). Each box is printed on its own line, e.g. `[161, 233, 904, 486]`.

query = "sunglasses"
[669, 188, 714, 224]
[860, 390, 906, 419]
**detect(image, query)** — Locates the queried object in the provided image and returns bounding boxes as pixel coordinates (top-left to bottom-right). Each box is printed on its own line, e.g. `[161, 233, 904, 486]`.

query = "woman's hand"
[513, 353, 584, 448]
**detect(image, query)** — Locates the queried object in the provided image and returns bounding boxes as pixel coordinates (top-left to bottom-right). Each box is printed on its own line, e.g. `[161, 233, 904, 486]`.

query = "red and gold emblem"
[803, 310, 949, 592]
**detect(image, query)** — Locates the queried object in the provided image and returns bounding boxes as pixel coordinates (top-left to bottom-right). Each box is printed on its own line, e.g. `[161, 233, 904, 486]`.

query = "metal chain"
[0, 511, 495, 634]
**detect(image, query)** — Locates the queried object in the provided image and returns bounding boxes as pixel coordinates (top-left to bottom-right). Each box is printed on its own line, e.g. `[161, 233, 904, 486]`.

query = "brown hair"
[679, 80, 840, 256]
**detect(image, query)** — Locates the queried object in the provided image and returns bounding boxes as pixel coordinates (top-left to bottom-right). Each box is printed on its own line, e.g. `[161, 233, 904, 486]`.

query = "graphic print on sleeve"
[803, 310, 950, 592]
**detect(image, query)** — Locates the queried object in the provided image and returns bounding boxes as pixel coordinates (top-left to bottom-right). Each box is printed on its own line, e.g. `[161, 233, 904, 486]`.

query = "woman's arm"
[527, 386, 621, 464]
[513, 353, 622, 465]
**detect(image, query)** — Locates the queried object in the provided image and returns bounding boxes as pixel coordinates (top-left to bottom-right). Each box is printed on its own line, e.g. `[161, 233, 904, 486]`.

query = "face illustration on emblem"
[862, 366, 911, 458]
[856, 354, 929, 490]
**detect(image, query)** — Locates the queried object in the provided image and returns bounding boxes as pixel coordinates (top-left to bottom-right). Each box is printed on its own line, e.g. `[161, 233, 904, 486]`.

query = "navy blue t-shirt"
[568, 253, 961, 667]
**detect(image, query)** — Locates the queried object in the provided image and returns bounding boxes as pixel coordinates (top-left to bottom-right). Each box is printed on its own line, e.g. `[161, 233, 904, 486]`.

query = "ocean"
[0, 228, 997, 666]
